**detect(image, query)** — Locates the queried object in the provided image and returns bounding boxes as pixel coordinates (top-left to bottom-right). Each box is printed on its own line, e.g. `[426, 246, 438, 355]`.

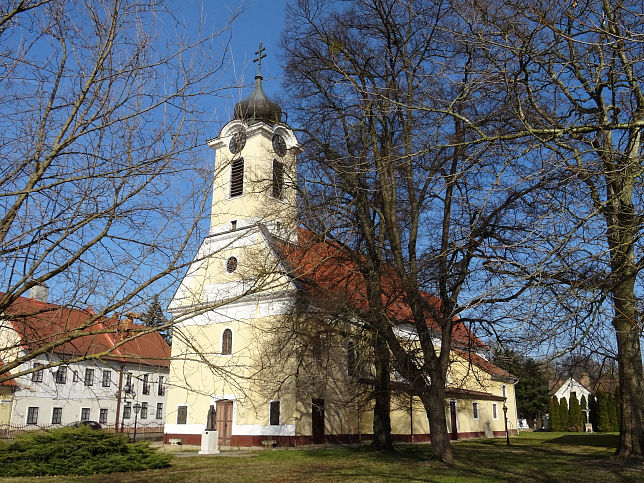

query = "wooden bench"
[168, 438, 182, 445]
[261, 439, 276, 448]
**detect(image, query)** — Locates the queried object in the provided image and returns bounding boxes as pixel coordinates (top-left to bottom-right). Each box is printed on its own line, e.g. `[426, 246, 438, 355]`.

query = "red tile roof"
[276, 228, 486, 349]
[0, 360, 17, 387]
[2, 295, 170, 368]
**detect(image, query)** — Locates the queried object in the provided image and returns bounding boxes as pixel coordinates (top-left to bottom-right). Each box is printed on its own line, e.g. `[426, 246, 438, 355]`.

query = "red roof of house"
[2, 295, 170, 368]
[0, 360, 17, 387]
[276, 228, 486, 350]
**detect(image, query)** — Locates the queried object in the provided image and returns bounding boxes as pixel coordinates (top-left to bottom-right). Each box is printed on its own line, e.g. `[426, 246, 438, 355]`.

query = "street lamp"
[503, 401, 510, 447]
[133, 402, 142, 442]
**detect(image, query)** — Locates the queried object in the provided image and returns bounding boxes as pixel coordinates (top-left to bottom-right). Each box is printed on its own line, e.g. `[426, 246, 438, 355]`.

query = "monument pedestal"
[199, 430, 220, 455]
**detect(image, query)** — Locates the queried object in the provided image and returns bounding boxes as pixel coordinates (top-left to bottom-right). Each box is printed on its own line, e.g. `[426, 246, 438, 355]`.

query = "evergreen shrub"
[0, 426, 171, 477]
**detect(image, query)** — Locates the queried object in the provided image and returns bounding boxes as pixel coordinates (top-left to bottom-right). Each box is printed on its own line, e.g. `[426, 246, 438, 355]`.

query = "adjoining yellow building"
[163, 66, 518, 447]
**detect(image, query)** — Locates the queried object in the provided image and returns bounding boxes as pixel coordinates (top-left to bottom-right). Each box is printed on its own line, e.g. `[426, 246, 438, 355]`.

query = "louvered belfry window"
[272, 160, 284, 199]
[230, 159, 244, 197]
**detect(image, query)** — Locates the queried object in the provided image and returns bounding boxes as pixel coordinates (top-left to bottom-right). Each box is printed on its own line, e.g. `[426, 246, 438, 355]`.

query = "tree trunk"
[372, 329, 393, 451]
[422, 369, 453, 464]
[612, 281, 643, 458]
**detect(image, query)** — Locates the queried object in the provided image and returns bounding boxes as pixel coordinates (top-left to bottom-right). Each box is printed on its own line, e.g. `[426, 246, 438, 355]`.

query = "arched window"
[222, 328, 232, 355]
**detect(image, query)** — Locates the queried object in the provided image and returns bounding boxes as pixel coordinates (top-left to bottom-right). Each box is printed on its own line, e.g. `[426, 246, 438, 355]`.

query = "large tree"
[283, 0, 543, 462]
[0, 0, 237, 381]
[458, 0, 643, 457]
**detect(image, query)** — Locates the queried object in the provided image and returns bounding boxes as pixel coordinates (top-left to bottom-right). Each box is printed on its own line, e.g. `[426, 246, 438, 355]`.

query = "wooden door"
[312, 398, 325, 444]
[216, 400, 233, 446]
[449, 400, 458, 441]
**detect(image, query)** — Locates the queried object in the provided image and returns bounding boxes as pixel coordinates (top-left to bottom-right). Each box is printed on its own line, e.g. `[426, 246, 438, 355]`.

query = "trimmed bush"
[569, 393, 583, 432]
[580, 394, 588, 425]
[549, 396, 560, 431]
[559, 397, 570, 431]
[0, 425, 171, 477]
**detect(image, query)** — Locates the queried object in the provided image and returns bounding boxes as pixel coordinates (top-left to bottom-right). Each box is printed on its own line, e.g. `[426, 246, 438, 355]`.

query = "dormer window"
[230, 159, 244, 197]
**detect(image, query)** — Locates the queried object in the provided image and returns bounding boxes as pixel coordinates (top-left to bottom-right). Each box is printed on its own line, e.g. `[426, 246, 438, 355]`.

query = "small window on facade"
[272, 159, 284, 199]
[55, 366, 67, 384]
[347, 341, 356, 376]
[269, 400, 280, 425]
[177, 405, 188, 424]
[32, 363, 44, 382]
[99, 408, 108, 425]
[472, 402, 479, 419]
[73, 370, 80, 382]
[226, 256, 238, 273]
[312, 334, 322, 366]
[230, 159, 244, 197]
[222, 329, 233, 355]
[231, 220, 237, 230]
[27, 407, 39, 425]
[502, 384, 507, 399]
[125, 372, 133, 393]
[141, 402, 148, 419]
[156, 403, 163, 419]
[158, 375, 166, 396]
[123, 402, 132, 419]
[143, 374, 150, 395]
[84, 368, 94, 386]
[102, 370, 111, 387]
[81, 407, 90, 421]
[52, 407, 62, 425]
[493, 403, 498, 419]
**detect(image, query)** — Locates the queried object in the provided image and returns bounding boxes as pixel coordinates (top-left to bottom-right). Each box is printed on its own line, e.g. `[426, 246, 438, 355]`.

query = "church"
[163, 54, 518, 447]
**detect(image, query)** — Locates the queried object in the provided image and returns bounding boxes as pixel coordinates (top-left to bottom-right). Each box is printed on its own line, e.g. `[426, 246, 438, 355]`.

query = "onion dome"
[233, 74, 282, 125]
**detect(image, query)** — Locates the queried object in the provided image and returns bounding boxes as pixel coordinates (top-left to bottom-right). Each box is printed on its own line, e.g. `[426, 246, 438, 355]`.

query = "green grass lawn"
[1, 432, 642, 482]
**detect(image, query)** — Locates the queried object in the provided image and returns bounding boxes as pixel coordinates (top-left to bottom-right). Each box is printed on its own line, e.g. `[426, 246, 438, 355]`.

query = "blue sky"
[178, 0, 289, 129]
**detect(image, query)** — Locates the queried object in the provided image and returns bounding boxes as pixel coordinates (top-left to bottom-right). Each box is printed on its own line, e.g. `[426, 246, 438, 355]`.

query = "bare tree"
[455, 0, 643, 458]
[283, 0, 544, 462]
[0, 0, 239, 381]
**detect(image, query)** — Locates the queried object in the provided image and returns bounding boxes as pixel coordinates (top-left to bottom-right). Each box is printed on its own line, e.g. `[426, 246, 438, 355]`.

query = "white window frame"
[472, 402, 479, 420]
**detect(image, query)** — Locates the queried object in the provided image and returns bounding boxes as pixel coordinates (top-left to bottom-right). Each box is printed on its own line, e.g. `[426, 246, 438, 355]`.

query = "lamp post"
[503, 401, 510, 447]
[120, 383, 133, 433]
[133, 402, 142, 442]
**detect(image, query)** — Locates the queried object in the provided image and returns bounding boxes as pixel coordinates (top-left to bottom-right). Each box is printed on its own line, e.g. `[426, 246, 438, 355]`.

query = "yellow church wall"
[0, 387, 13, 425]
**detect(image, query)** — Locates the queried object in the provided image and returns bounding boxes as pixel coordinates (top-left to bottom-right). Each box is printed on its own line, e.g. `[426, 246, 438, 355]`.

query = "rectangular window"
[55, 366, 67, 384]
[81, 407, 90, 421]
[142, 374, 150, 395]
[272, 159, 284, 199]
[230, 159, 244, 197]
[32, 363, 44, 382]
[158, 375, 165, 396]
[99, 408, 108, 425]
[177, 405, 187, 425]
[102, 370, 111, 387]
[84, 368, 94, 386]
[493, 403, 498, 419]
[27, 406, 39, 425]
[156, 403, 163, 420]
[51, 407, 62, 425]
[473, 402, 479, 419]
[269, 400, 280, 426]
[141, 402, 148, 419]
[125, 372, 133, 393]
[123, 402, 131, 419]
[502, 384, 507, 399]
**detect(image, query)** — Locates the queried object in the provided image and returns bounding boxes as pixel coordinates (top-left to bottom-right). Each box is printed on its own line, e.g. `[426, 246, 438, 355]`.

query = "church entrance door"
[216, 400, 233, 446]
[312, 398, 325, 444]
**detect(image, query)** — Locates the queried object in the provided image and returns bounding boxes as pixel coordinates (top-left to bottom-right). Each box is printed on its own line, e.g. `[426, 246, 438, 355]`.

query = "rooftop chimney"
[29, 284, 49, 303]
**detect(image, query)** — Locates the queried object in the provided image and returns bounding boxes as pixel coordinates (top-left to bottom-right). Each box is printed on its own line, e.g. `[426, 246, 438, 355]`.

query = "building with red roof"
[162, 71, 518, 448]
[0, 288, 170, 430]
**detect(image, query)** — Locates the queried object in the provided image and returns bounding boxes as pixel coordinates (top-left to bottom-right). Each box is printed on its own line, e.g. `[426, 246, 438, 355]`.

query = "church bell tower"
[207, 43, 299, 242]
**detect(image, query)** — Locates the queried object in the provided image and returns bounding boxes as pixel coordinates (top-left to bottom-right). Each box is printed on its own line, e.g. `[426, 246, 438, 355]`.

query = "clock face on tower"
[272, 134, 287, 157]
[229, 131, 246, 154]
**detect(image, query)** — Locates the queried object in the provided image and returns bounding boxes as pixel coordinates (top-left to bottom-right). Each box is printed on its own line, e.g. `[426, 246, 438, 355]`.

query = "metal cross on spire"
[253, 42, 267, 76]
